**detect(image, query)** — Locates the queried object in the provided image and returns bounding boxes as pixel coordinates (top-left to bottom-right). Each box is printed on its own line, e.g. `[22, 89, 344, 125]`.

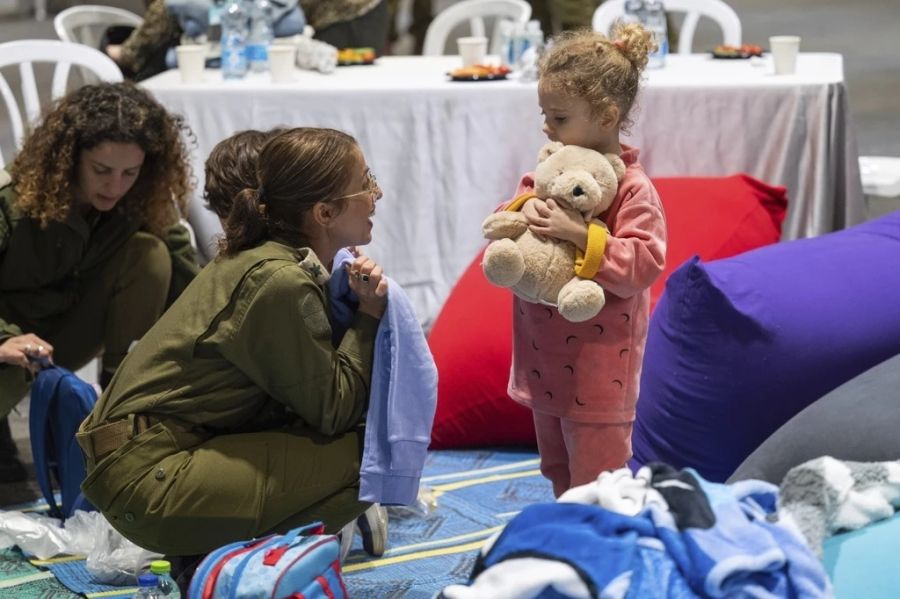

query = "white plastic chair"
[54, 5, 144, 50]
[0, 40, 123, 168]
[592, 0, 741, 54]
[423, 0, 532, 57]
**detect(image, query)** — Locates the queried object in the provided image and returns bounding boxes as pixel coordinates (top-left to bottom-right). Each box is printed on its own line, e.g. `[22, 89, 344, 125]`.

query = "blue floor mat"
[342, 448, 552, 598]
[2, 449, 550, 598]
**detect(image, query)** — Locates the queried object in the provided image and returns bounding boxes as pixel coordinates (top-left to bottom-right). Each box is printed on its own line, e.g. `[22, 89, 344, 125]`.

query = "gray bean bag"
[728, 352, 900, 485]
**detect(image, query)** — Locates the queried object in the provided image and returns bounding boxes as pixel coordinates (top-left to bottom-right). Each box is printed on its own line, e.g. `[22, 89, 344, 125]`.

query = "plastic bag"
[0, 509, 161, 584]
[386, 485, 439, 519]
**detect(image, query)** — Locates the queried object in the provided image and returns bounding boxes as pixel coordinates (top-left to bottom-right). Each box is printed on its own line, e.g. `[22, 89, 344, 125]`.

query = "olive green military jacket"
[83, 241, 378, 437]
[0, 170, 200, 343]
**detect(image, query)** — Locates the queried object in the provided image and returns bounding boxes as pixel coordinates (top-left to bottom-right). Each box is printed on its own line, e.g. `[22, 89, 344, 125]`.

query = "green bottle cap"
[149, 560, 171, 575]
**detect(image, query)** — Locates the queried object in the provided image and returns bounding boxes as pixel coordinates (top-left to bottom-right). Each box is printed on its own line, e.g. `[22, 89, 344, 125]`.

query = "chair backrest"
[592, 0, 741, 54]
[0, 40, 123, 168]
[423, 0, 532, 57]
[54, 4, 143, 49]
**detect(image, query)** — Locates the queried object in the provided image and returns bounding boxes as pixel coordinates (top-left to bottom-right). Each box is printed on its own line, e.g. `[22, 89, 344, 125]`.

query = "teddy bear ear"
[538, 141, 565, 163]
[604, 154, 627, 182]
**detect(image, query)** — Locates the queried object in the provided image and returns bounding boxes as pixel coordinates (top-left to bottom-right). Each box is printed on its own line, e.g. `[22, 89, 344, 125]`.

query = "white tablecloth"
[142, 53, 864, 325]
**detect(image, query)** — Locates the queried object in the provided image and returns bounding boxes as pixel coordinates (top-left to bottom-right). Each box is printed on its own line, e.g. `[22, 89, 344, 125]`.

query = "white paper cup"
[269, 45, 296, 83]
[457, 36, 488, 67]
[175, 44, 206, 83]
[769, 35, 801, 75]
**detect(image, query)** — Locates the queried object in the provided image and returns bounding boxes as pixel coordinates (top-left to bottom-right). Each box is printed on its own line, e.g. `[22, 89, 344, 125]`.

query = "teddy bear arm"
[482, 212, 530, 240]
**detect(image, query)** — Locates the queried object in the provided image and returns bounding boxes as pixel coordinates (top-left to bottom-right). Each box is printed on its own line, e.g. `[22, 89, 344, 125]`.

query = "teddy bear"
[481, 141, 626, 322]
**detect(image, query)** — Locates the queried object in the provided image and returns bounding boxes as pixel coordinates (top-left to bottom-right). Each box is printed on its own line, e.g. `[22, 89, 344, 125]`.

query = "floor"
[1, 0, 899, 506]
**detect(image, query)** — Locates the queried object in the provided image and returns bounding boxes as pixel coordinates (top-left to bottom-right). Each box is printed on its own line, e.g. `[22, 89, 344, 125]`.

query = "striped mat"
[0, 448, 551, 598]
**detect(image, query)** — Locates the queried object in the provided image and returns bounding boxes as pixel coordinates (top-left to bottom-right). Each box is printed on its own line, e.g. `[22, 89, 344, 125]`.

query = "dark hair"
[539, 23, 655, 133]
[204, 129, 280, 220]
[11, 81, 191, 235]
[218, 127, 359, 256]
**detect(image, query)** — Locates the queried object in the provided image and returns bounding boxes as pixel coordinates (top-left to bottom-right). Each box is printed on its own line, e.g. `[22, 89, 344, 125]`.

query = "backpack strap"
[28, 366, 66, 518]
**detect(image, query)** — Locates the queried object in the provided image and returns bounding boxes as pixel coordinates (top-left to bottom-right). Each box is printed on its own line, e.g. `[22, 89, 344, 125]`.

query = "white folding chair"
[422, 0, 532, 57]
[592, 0, 741, 54]
[54, 5, 144, 50]
[0, 40, 123, 168]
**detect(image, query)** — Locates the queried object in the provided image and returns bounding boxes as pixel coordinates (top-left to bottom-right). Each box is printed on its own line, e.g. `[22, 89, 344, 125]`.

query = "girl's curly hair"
[538, 23, 656, 133]
[10, 81, 192, 236]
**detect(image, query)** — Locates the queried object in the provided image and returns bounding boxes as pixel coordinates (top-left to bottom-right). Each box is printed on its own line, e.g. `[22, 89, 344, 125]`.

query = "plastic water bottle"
[643, 0, 668, 68]
[220, 0, 249, 79]
[149, 560, 181, 599]
[517, 20, 544, 82]
[621, 0, 645, 27]
[247, 0, 274, 73]
[133, 573, 162, 599]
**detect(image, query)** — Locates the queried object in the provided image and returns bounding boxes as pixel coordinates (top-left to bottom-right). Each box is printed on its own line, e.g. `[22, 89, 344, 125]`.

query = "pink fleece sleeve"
[594, 181, 667, 299]
[494, 172, 536, 212]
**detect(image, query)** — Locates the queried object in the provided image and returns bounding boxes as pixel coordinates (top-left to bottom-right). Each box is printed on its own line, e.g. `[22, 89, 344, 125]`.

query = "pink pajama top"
[505, 146, 667, 423]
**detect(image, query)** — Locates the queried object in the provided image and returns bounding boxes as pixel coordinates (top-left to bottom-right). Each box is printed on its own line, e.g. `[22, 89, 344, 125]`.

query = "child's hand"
[527, 198, 589, 249]
[522, 198, 549, 241]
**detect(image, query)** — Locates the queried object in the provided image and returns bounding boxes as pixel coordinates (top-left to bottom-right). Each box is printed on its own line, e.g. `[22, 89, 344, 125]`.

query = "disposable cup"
[769, 35, 801, 75]
[175, 44, 206, 83]
[457, 36, 488, 67]
[269, 45, 296, 83]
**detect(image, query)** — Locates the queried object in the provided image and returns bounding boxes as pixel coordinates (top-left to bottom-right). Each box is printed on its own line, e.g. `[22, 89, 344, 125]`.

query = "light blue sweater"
[329, 249, 437, 505]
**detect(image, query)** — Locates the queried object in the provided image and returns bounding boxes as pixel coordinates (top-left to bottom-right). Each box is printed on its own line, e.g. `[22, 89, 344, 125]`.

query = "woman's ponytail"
[218, 188, 269, 256]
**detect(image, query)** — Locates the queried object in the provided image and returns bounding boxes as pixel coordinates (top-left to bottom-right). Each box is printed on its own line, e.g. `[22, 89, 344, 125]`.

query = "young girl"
[502, 24, 667, 497]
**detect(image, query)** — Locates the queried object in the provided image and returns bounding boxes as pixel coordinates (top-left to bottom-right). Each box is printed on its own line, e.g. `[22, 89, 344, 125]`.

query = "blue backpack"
[188, 522, 347, 599]
[29, 365, 98, 519]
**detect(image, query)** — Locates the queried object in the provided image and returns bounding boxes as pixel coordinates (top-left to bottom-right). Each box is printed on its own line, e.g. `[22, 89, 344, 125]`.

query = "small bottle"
[496, 20, 514, 68]
[220, 0, 249, 79]
[517, 20, 544, 82]
[133, 573, 162, 599]
[621, 0, 645, 27]
[643, 0, 668, 69]
[247, 0, 274, 73]
[149, 560, 181, 599]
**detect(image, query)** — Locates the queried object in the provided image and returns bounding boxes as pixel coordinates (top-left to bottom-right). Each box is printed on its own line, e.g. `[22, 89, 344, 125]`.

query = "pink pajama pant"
[533, 410, 634, 498]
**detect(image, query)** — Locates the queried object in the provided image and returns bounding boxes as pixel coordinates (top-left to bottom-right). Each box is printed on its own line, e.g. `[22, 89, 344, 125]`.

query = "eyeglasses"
[334, 168, 381, 202]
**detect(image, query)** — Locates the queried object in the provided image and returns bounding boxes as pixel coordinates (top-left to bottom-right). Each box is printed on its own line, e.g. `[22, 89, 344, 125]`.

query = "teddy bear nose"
[573, 186, 585, 196]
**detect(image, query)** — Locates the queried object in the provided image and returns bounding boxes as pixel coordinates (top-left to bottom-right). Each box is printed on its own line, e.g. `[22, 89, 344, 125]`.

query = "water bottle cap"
[138, 573, 159, 587]
[149, 560, 171, 575]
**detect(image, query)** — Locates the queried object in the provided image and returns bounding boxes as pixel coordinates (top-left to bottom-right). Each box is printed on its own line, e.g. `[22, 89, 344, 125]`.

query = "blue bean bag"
[631, 211, 900, 482]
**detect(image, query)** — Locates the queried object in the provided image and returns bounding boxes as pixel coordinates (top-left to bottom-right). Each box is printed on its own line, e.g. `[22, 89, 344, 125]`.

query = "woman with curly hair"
[0, 82, 199, 481]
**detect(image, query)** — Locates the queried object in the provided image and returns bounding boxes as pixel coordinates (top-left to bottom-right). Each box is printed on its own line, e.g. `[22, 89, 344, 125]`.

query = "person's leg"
[0, 416, 26, 482]
[563, 419, 633, 490]
[552, 0, 599, 31]
[91, 424, 368, 556]
[50, 232, 171, 385]
[314, 0, 391, 54]
[533, 410, 570, 497]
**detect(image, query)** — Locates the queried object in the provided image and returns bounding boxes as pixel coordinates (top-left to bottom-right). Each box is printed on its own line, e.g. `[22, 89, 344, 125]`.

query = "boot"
[0, 416, 27, 483]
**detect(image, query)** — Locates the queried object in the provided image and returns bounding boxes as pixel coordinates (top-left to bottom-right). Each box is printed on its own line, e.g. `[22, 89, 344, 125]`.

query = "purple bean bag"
[631, 211, 900, 482]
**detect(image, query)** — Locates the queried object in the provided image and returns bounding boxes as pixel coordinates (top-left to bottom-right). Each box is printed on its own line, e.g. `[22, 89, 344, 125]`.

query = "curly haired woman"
[0, 82, 199, 480]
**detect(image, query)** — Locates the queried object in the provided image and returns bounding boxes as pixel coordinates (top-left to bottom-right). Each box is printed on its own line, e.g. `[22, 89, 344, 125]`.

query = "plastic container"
[247, 0, 274, 73]
[149, 560, 181, 599]
[133, 573, 162, 599]
[220, 0, 249, 79]
[643, 0, 668, 68]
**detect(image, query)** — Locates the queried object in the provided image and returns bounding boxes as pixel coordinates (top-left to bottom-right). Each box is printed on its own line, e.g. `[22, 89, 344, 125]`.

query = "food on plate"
[337, 47, 376, 65]
[712, 43, 764, 58]
[449, 64, 511, 79]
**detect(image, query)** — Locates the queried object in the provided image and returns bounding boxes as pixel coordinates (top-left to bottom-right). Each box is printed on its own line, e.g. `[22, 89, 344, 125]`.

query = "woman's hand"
[0, 334, 54, 373]
[105, 44, 123, 64]
[526, 198, 589, 250]
[347, 255, 388, 319]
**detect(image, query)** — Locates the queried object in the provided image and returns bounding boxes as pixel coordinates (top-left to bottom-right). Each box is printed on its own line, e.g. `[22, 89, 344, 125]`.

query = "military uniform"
[78, 241, 377, 556]
[0, 170, 199, 410]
